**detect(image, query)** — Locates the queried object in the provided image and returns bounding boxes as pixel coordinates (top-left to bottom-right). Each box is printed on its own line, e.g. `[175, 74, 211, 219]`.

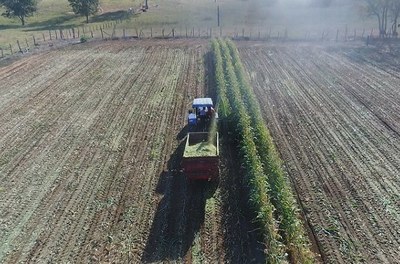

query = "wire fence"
[0, 19, 398, 60]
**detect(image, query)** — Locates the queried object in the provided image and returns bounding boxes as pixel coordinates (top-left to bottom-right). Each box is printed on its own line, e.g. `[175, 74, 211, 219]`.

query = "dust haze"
[227, 0, 371, 38]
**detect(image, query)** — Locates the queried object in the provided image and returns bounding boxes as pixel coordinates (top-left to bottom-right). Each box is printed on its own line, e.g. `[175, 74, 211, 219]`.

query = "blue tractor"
[187, 98, 217, 128]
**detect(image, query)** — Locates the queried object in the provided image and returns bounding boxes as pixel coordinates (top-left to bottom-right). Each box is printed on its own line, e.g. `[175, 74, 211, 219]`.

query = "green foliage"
[0, 0, 37, 25]
[225, 39, 315, 263]
[80, 34, 89, 43]
[68, 0, 99, 23]
[211, 40, 231, 131]
[212, 39, 315, 263]
[212, 39, 286, 263]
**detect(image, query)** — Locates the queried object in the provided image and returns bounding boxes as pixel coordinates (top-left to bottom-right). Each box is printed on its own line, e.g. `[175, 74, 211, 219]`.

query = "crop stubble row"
[0, 40, 225, 263]
[239, 44, 400, 263]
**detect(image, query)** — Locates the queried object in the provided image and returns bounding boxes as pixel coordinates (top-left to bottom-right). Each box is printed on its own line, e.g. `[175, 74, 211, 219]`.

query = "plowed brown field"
[2, 38, 398, 263]
[0, 39, 265, 263]
[239, 43, 400, 263]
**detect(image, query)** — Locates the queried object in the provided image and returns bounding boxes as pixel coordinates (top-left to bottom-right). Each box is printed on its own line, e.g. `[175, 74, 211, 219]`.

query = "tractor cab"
[188, 98, 217, 127]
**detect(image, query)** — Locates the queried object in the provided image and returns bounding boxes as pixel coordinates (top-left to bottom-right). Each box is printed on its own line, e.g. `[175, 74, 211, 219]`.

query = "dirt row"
[238, 43, 400, 263]
[0, 39, 266, 263]
[6, 38, 397, 263]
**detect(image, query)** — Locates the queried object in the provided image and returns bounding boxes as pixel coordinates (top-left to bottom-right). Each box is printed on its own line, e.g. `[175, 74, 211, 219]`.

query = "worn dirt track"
[239, 42, 400, 263]
[0, 39, 261, 263]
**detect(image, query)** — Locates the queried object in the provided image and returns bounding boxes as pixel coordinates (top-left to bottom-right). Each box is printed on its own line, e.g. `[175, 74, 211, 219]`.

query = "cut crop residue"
[184, 142, 217, 157]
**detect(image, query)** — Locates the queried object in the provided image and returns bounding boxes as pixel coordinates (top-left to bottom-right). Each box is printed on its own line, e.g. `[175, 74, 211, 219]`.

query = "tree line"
[1, 0, 399, 39]
[0, 0, 99, 26]
[358, 0, 400, 37]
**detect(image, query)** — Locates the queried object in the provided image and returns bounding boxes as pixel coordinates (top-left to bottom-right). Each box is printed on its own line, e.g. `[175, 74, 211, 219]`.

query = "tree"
[389, 0, 400, 36]
[359, 0, 400, 37]
[68, 0, 99, 23]
[361, 0, 391, 37]
[0, 0, 37, 26]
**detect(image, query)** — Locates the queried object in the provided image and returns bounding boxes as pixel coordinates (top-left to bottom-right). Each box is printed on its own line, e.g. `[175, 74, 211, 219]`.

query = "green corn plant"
[225, 39, 315, 263]
[213, 39, 287, 264]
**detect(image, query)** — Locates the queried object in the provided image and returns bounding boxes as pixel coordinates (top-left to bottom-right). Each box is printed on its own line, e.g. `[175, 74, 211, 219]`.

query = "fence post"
[32, 35, 37, 46]
[101, 28, 104, 39]
[9, 44, 13, 54]
[112, 25, 116, 38]
[123, 28, 126, 38]
[91, 30, 94, 38]
[151, 27, 153, 38]
[72, 28, 75, 38]
[172, 28, 175, 38]
[17, 40, 22, 53]
[25, 38, 29, 48]
[162, 28, 165, 38]
[42, 33, 46, 41]
[55, 30, 58, 40]
[49, 30, 52, 40]
[217, 5, 220, 27]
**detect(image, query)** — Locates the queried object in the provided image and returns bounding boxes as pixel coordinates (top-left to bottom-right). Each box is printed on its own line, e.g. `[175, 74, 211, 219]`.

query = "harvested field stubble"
[0, 39, 229, 263]
[238, 43, 400, 263]
[2, 36, 397, 264]
[0, 39, 268, 264]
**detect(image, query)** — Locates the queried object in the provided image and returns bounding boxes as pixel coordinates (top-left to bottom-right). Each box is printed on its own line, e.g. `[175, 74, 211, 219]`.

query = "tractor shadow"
[176, 124, 189, 140]
[141, 139, 216, 263]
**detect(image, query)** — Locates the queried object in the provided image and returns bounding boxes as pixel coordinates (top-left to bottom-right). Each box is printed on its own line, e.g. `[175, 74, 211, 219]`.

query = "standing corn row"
[211, 40, 231, 125]
[225, 39, 315, 263]
[212, 38, 315, 263]
[212, 39, 287, 264]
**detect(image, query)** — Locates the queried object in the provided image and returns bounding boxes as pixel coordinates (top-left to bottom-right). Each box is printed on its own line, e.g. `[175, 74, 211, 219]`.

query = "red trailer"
[181, 132, 219, 181]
